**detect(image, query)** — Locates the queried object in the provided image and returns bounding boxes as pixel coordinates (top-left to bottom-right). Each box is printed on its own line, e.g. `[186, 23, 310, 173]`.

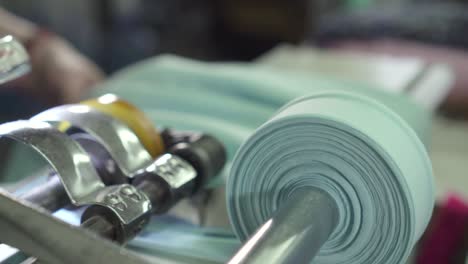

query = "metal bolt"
[106, 193, 127, 211]
[120, 186, 141, 202]
[120, 186, 134, 196]
[157, 164, 170, 174]
[168, 158, 180, 167]
[106, 194, 120, 204]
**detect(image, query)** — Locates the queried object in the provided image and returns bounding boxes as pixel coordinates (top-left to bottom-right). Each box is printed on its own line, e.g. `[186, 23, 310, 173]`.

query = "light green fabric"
[228, 92, 433, 263]
[93, 55, 431, 175]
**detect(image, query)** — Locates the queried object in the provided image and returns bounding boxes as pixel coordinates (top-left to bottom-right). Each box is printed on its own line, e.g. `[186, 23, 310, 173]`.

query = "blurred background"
[0, 0, 462, 65]
[2, 0, 468, 115]
[1, 0, 468, 263]
[3, 0, 467, 67]
[0, 0, 329, 69]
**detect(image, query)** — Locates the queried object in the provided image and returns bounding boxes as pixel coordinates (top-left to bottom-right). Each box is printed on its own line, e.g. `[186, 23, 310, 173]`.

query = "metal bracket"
[32, 105, 154, 178]
[81, 184, 152, 243]
[0, 120, 152, 251]
[0, 120, 104, 205]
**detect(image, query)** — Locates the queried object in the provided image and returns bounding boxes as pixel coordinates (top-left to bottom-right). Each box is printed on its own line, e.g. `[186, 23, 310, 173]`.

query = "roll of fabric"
[228, 92, 434, 263]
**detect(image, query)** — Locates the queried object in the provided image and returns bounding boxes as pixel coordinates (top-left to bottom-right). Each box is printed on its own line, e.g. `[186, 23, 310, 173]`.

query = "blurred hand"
[14, 32, 105, 105]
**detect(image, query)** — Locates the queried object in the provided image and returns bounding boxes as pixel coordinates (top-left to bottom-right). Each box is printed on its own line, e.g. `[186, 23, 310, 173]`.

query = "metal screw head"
[105, 193, 128, 211]
[106, 194, 120, 204]
[157, 164, 170, 174]
[120, 186, 134, 195]
[120, 185, 142, 202]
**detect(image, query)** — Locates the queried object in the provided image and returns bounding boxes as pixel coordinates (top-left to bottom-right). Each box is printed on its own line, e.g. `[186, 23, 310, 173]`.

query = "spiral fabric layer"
[228, 92, 434, 263]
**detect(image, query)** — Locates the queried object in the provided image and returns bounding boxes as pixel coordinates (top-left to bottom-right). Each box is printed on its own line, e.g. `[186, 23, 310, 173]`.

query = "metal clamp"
[133, 154, 197, 214]
[81, 184, 151, 243]
[145, 154, 197, 190]
[32, 105, 154, 178]
[0, 120, 104, 205]
[0, 120, 152, 242]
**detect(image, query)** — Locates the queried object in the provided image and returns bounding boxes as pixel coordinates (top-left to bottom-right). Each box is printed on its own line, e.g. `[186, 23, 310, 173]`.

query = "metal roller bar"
[229, 188, 339, 264]
[0, 189, 149, 264]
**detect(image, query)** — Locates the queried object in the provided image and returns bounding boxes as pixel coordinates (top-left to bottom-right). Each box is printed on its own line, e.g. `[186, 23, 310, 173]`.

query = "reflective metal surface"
[19, 175, 69, 212]
[0, 36, 30, 84]
[32, 104, 153, 178]
[229, 188, 339, 264]
[0, 120, 152, 244]
[84, 184, 151, 225]
[133, 154, 197, 213]
[0, 188, 150, 264]
[147, 154, 197, 190]
[0, 120, 104, 205]
[81, 184, 152, 243]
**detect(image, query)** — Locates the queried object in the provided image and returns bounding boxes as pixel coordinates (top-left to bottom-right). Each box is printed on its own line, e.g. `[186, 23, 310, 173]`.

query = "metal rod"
[134, 178, 175, 213]
[228, 187, 339, 264]
[19, 175, 69, 212]
[81, 215, 116, 240]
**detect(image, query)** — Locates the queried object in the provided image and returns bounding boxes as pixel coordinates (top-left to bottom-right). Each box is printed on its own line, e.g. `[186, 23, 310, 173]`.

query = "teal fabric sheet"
[93, 55, 431, 166]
